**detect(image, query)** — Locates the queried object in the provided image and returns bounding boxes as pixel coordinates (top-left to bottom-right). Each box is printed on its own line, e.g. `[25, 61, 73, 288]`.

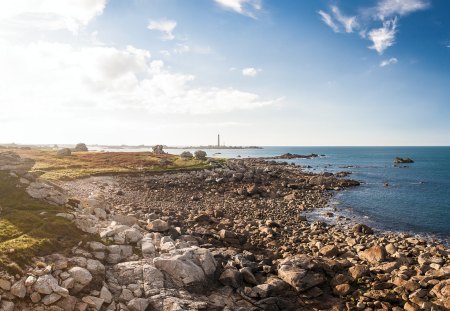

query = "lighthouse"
[217, 134, 220, 147]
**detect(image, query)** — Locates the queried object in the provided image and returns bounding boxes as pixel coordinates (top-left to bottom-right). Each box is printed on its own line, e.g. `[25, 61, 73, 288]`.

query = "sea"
[91, 146, 450, 242]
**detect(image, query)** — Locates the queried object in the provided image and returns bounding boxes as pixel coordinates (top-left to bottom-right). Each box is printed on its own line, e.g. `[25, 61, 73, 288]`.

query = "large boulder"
[194, 150, 207, 160]
[152, 145, 165, 154]
[146, 219, 170, 232]
[358, 246, 387, 264]
[153, 247, 217, 292]
[180, 151, 193, 160]
[431, 279, 450, 309]
[394, 157, 414, 164]
[110, 260, 165, 297]
[0, 151, 34, 171]
[57, 148, 72, 157]
[277, 255, 327, 292]
[74, 143, 88, 152]
[26, 181, 68, 205]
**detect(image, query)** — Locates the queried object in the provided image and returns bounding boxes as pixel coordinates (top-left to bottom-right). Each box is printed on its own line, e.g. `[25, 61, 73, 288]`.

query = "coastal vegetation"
[9, 148, 211, 180]
[0, 171, 87, 273]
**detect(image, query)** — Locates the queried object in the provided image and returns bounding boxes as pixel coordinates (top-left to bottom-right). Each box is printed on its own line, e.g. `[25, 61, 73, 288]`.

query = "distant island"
[167, 145, 263, 150]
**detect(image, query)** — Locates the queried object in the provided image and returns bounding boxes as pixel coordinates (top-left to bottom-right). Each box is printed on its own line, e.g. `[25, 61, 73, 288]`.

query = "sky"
[0, 0, 449, 146]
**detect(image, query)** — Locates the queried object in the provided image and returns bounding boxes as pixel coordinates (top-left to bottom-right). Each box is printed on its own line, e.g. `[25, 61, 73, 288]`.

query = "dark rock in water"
[353, 224, 374, 235]
[74, 143, 88, 152]
[266, 153, 319, 160]
[335, 171, 352, 178]
[394, 157, 414, 164]
[57, 148, 71, 157]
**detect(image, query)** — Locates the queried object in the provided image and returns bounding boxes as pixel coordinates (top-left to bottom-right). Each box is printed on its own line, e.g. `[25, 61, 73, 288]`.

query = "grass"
[0, 148, 215, 272]
[0, 171, 90, 273]
[10, 149, 211, 180]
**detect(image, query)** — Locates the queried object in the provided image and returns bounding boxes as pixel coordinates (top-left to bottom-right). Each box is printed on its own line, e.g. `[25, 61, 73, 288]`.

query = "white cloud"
[319, 1, 429, 54]
[376, 0, 429, 19]
[0, 0, 107, 33]
[380, 57, 398, 67]
[318, 6, 357, 33]
[318, 10, 339, 33]
[214, 0, 262, 18]
[147, 19, 177, 40]
[0, 41, 279, 117]
[331, 6, 358, 33]
[368, 18, 397, 54]
[242, 67, 261, 77]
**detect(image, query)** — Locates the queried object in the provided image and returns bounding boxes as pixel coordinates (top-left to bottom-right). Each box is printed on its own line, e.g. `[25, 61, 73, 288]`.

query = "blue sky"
[0, 0, 449, 145]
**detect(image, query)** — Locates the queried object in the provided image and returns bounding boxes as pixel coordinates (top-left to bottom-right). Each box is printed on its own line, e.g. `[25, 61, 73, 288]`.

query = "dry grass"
[11, 149, 210, 180]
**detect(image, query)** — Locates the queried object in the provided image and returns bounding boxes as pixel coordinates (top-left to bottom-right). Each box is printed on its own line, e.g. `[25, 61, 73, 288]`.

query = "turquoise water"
[166, 146, 450, 240]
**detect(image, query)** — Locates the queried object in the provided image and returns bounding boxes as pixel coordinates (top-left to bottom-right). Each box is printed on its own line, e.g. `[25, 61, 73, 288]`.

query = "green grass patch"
[0, 171, 90, 272]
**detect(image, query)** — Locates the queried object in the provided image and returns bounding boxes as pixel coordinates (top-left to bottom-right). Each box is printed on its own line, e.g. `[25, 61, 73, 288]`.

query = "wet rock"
[353, 223, 374, 235]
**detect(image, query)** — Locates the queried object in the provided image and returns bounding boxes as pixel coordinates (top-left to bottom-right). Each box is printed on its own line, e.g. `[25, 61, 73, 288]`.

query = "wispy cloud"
[318, 10, 339, 33]
[376, 0, 429, 19]
[380, 57, 398, 67]
[242, 67, 261, 77]
[368, 18, 397, 54]
[318, 6, 357, 33]
[147, 19, 177, 40]
[214, 0, 262, 18]
[319, 0, 429, 54]
[331, 6, 358, 33]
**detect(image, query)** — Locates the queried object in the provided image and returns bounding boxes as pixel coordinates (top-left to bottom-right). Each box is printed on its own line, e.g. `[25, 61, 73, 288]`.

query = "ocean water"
[91, 146, 450, 240]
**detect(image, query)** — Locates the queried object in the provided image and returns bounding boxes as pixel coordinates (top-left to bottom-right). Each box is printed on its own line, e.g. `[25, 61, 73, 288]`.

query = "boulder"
[152, 145, 165, 154]
[57, 148, 72, 157]
[394, 157, 414, 164]
[68, 267, 93, 286]
[219, 268, 243, 289]
[348, 265, 370, 279]
[194, 150, 207, 160]
[81, 296, 104, 310]
[358, 246, 387, 264]
[353, 223, 374, 235]
[146, 219, 170, 232]
[33, 275, 60, 295]
[127, 298, 150, 311]
[10, 279, 26, 298]
[319, 245, 339, 257]
[153, 247, 216, 292]
[180, 151, 193, 160]
[26, 181, 68, 205]
[74, 143, 88, 152]
[277, 255, 327, 292]
[0, 301, 14, 311]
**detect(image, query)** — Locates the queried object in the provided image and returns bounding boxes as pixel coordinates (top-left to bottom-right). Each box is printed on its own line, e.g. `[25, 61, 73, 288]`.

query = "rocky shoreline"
[1, 153, 450, 310]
